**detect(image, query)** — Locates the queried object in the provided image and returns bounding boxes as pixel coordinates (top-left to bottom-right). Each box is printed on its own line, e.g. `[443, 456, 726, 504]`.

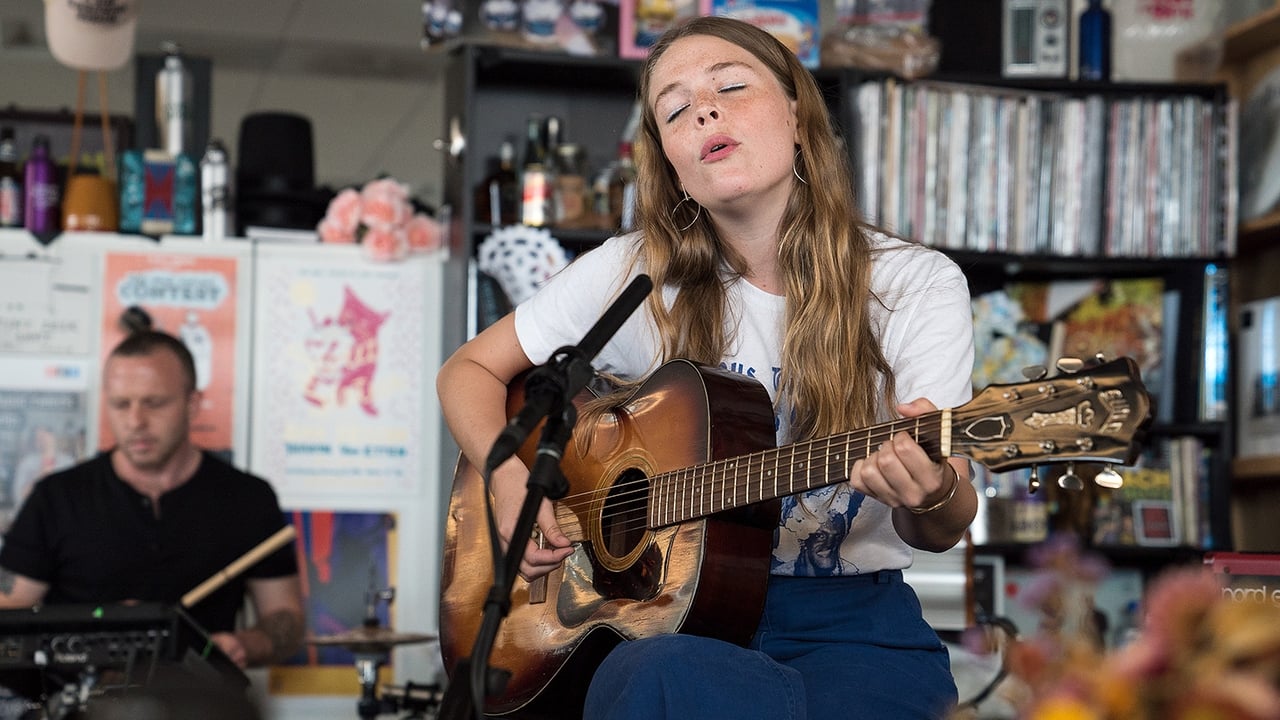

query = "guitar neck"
[647, 410, 950, 527]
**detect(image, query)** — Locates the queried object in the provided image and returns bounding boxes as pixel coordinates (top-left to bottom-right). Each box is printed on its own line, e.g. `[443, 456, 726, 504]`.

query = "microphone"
[484, 273, 653, 473]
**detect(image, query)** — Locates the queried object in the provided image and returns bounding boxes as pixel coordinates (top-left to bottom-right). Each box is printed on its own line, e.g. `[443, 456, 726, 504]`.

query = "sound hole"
[600, 468, 649, 559]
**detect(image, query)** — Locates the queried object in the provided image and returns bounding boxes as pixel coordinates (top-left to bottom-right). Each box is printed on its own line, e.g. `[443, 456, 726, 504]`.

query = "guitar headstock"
[952, 356, 1152, 474]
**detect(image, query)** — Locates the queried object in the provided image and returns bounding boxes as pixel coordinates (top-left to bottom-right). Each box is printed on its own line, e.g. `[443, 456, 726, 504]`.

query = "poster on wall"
[97, 249, 243, 458]
[250, 247, 432, 496]
[0, 252, 97, 356]
[0, 357, 91, 539]
[270, 509, 398, 696]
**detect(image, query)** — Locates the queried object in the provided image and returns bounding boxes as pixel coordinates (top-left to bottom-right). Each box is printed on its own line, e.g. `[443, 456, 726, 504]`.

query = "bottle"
[474, 139, 519, 226]
[520, 114, 552, 227]
[553, 143, 588, 225]
[607, 101, 641, 232]
[23, 135, 59, 236]
[608, 142, 638, 232]
[543, 116, 563, 170]
[1111, 599, 1141, 649]
[200, 138, 231, 241]
[0, 127, 21, 227]
[156, 42, 194, 156]
[1078, 0, 1111, 82]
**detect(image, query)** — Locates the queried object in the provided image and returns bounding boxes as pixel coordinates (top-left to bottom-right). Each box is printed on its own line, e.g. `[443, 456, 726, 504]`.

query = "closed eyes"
[663, 82, 749, 123]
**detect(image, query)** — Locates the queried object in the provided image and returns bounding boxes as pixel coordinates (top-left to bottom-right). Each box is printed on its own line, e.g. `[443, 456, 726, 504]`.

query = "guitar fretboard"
[647, 410, 949, 528]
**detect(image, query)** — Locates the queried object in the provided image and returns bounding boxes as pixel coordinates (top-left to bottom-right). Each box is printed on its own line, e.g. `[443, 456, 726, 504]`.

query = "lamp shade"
[44, 0, 140, 72]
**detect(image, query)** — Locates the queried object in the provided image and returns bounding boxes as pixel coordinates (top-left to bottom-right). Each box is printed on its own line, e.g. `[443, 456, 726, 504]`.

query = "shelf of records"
[846, 77, 1232, 259]
[972, 435, 1220, 554]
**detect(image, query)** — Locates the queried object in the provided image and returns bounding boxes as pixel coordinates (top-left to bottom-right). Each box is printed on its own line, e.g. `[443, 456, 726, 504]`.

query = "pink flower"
[326, 188, 363, 233]
[317, 216, 357, 244]
[318, 177, 442, 261]
[360, 178, 411, 229]
[361, 225, 408, 262]
[405, 213, 442, 254]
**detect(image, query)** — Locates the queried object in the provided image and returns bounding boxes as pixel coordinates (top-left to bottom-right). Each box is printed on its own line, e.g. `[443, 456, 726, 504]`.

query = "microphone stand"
[439, 274, 653, 720]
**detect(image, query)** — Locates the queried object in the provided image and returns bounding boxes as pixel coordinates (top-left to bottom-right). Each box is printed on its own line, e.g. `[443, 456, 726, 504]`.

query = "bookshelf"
[1213, 4, 1280, 549]
[429, 42, 1236, 564]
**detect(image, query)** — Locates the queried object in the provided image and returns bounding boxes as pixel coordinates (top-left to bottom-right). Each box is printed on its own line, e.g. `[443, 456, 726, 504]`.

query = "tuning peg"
[1057, 462, 1084, 491]
[1027, 466, 1041, 495]
[1021, 365, 1048, 381]
[1055, 357, 1084, 374]
[1094, 465, 1124, 489]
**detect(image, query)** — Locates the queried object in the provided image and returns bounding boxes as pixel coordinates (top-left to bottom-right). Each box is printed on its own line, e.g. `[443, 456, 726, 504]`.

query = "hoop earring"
[671, 190, 702, 231]
[793, 149, 808, 185]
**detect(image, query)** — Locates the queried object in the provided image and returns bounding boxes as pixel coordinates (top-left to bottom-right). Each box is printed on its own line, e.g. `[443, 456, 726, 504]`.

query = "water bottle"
[156, 42, 194, 155]
[200, 139, 230, 241]
[0, 127, 21, 227]
[1078, 0, 1111, 82]
[23, 135, 58, 237]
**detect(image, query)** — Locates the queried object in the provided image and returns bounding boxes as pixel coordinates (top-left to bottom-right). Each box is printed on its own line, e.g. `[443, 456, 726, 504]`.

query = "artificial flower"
[966, 535, 1280, 720]
[316, 177, 443, 262]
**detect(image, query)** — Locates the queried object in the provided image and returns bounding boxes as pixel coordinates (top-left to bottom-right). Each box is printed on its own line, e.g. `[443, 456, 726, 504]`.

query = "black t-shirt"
[0, 451, 297, 634]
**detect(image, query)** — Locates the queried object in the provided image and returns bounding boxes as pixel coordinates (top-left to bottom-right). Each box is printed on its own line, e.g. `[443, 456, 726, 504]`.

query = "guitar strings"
[540, 372, 1102, 538]
[548, 415, 950, 539]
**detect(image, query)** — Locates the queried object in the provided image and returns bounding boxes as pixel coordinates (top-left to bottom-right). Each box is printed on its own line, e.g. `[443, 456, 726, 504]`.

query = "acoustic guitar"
[440, 357, 1150, 718]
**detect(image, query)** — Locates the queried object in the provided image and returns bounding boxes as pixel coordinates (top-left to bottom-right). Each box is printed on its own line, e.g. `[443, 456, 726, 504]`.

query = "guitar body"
[440, 354, 1156, 718]
[440, 360, 781, 718]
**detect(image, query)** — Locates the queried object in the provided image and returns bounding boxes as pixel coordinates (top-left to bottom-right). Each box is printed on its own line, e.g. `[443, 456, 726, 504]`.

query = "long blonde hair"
[633, 16, 893, 440]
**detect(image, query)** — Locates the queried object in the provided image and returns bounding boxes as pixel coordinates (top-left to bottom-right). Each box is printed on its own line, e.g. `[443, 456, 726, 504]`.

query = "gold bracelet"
[909, 462, 959, 515]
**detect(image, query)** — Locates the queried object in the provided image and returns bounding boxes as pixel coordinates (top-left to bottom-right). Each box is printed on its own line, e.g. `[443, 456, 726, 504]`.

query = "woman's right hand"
[489, 460, 576, 581]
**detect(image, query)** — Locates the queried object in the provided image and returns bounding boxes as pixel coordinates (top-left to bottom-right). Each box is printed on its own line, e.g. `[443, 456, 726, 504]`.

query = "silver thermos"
[200, 139, 230, 241]
[156, 42, 193, 156]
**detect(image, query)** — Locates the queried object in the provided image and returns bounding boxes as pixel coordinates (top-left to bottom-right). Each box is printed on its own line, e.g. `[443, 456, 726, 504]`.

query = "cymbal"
[307, 626, 436, 652]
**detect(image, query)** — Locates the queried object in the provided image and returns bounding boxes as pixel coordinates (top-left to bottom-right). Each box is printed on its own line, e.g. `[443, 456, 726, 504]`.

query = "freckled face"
[648, 34, 799, 212]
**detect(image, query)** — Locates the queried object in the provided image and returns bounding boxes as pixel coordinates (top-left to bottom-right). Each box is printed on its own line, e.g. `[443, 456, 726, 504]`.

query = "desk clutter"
[2, 43, 334, 245]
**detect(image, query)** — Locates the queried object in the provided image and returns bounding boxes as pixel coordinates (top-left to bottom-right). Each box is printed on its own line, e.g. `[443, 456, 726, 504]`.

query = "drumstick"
[181, 525, 297, 608]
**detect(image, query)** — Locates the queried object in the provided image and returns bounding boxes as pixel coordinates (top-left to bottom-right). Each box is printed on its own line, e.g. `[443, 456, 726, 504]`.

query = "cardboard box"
[1206, 552, 1280, 607]
[619, 0, 711, 59]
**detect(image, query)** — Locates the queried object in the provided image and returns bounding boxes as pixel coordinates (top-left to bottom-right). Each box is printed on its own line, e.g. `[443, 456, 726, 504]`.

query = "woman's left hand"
[847, 398, 953, 511]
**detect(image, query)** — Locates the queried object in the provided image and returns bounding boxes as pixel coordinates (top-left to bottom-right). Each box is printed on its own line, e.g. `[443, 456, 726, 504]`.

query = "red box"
[1204, 552, 1280, 606]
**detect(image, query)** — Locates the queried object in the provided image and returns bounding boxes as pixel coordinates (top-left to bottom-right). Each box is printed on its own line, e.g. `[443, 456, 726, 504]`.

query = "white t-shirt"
[514, 230, 974, 576]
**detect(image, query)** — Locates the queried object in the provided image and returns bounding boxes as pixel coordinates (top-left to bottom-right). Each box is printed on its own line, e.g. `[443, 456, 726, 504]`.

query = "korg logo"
[44, 365, 82, 379]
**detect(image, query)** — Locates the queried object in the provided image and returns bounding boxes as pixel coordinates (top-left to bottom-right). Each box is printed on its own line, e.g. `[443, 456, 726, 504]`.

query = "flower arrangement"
[964, 535, 1280, 720]
[317, 177, 444, 261]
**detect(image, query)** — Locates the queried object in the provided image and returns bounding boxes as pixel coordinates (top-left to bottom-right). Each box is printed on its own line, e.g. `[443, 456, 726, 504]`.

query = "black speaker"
[234, 112, 331, 234]
[236, 112, 315, 193]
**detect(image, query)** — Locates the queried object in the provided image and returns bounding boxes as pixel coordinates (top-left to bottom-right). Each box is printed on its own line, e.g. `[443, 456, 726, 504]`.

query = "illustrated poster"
[250, 251, 429, 496]
[270, 510, 398, 696]
[98, 251, 241, 455]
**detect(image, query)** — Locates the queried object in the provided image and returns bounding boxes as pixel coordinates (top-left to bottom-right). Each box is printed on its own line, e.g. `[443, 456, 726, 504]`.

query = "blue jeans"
[584, 571, 957, 720]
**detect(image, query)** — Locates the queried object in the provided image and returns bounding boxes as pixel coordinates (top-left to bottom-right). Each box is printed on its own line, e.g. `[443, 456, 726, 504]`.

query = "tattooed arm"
[209, 575, 306, 668]
[0, 566, 49, 609]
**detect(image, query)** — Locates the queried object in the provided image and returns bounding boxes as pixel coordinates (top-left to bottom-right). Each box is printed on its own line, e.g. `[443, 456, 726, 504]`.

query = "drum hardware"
[306, 573, 438, 719]
[306, 628, 438, 719]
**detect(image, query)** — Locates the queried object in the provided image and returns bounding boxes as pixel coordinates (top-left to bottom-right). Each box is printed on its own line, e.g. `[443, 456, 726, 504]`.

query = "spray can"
[156, 42, 194, 156]
[200, 139, 230, 241]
